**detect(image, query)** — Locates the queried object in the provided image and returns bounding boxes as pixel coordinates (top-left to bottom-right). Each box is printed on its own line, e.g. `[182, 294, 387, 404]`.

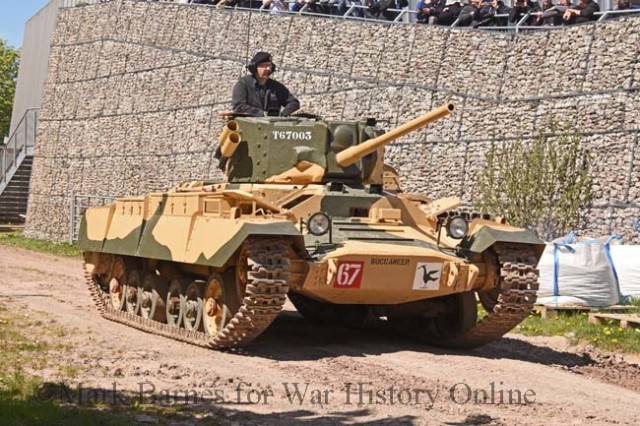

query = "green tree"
[473, 125, 593, 241]
[0, 39, 20, 140]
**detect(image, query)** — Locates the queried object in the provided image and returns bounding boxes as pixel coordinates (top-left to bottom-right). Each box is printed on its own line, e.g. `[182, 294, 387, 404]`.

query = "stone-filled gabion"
[24, 0, 640, 243]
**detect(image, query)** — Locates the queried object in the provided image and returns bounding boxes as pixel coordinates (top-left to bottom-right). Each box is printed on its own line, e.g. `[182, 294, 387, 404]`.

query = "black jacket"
[572, 0, 600, 22]
[231, 75, 300, 117]
[436, 3, 463, 25]
[458, 4, 478, 25]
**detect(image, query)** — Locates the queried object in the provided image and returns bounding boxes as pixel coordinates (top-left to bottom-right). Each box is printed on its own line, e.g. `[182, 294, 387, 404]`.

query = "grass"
[515, 310, 640, 353]
[0, 231, 82, 258]
[0, 304, 220, 425]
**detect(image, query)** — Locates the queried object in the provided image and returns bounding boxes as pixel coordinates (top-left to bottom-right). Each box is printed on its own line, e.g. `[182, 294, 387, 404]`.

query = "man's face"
[256, 62, 273, 80]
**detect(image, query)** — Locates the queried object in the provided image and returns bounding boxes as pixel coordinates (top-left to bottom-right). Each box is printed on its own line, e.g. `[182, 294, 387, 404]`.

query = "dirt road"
[1, 244, 639, 425]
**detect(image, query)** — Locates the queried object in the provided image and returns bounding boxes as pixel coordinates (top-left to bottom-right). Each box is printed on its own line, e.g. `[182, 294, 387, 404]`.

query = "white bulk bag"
[608, 245, 640, 299]
[536, 234, 621, 307]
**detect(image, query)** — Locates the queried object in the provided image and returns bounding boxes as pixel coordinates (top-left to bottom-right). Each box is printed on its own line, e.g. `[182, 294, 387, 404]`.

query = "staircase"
[0, 108, 39, 225]
[0, 156, 33, 223]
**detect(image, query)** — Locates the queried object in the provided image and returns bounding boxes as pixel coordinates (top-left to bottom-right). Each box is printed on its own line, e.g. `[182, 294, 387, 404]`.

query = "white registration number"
[272, 130, 313, 141]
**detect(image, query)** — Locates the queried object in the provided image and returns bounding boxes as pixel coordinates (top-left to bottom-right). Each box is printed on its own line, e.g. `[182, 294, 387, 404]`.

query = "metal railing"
[0, 108, 39, 196]
[70, 194, 118, 242]
[75, 0, 640, 28]
[460, 9, 640, 33]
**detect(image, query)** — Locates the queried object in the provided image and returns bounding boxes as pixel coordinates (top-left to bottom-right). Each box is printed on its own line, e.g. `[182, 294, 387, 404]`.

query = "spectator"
[263, 0, 287, 11]
[240, 0, 263, 7]
[532, 0, 557, 25]
[371, 0, 409, 20]
[458, 0, 480, 26]
[563, 0, 599, 24]
[615, 0, 640, 10]
[304, 0, 326, 13]
[436, 0, 464, 25]
[473, 0, 500, 27]
[494, 0, 511, 25]
[314, 0, 330, 13]
[346, 0, 365, 17]
[534, 0, 571, 25]
[508, 0, 540, 25]
[289, 0, 306, 10]
[417, 0, 446, 24]
[363, 0, 380, 18]
[328, 0, 346, 14]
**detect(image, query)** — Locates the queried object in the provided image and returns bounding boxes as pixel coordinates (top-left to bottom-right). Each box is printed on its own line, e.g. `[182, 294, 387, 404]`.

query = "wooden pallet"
[588, 313, 640, 329]
[533, 304, 633, 319]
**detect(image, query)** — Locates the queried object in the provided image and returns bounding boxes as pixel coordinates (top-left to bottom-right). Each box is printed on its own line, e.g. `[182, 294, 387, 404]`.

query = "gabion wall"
[24, 0, 640, 242]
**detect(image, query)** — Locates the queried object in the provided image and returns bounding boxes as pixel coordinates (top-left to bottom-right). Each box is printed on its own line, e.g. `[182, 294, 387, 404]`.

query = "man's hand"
[563, 8, 578, 20]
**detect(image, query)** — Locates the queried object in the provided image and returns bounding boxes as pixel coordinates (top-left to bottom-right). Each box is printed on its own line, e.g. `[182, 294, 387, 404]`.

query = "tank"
[79, 103, 544, 350]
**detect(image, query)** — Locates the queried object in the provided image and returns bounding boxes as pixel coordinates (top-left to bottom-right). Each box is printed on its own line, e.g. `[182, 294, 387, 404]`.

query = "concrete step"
[0, 193, 28, 200]
[0, 206, 28, 213]
[2, 183, 30, 191]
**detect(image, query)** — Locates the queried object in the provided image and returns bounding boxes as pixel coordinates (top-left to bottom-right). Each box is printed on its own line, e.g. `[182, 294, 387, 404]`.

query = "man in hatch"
[231, 51, 300, 117]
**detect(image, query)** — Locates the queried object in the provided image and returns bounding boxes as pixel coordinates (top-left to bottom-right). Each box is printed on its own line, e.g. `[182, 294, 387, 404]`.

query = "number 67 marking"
[333, 261, 364, 288]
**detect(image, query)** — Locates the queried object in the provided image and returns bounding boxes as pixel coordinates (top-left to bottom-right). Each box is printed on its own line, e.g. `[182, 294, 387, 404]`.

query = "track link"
[84, 238, 290, 349]
[445, 242, 540, 349]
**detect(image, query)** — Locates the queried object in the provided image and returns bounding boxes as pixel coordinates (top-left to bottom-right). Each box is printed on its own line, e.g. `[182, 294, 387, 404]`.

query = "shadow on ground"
[230, 310, 596, 370]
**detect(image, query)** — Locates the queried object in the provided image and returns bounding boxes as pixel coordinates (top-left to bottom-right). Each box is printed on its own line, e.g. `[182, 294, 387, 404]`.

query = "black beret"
[251, 51, 273, 65]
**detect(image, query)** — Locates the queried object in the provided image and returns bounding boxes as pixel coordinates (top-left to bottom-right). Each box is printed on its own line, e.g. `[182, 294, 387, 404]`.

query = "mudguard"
[463, 226, 545, 259]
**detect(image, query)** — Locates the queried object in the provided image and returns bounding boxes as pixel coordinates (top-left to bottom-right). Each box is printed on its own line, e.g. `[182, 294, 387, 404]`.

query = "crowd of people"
[417, 0, 639, 27]
[142, 0, 640, 25]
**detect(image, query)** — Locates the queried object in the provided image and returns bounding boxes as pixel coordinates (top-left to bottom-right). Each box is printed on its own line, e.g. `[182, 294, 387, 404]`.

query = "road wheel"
[107, 256, 131, 311]
[181, 281, 203, 332]
[203, 272, 239, 336]
[124, 270, 143, 316]
[166, 278, 185, 328]
[140, 273, 168, 322]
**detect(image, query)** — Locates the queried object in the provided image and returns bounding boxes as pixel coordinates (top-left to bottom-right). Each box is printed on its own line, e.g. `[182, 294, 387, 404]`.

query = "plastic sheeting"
[537, 234, 622, 307]
[608, 245, 640, 299]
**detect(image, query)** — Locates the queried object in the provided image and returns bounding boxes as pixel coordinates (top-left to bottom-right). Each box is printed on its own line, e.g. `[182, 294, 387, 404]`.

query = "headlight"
[446, 216, 468, 239]
[307, 212, 331, 236]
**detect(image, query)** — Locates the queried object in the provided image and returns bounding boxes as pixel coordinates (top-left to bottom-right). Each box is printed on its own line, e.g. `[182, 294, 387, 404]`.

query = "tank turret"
[219, 103, 455, 186]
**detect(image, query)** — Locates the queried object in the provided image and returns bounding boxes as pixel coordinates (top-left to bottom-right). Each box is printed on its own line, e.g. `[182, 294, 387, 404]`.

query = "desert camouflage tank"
[79, 103, 544, 350]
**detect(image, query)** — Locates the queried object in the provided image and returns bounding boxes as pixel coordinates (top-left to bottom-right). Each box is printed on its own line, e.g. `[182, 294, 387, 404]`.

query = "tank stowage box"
[79, 104, 543, 349]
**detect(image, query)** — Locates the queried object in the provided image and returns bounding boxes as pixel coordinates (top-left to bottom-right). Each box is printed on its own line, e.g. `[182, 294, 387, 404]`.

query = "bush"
[473, 125, 593, 241]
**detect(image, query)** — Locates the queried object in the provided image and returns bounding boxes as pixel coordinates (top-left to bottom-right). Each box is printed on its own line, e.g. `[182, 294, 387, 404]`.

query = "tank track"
[84, 238, 290, 349]
[444, 242, 540, 349]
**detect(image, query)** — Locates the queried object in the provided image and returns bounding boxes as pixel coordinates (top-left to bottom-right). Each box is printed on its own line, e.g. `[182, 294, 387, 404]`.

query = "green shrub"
[474, 125, 592, 241]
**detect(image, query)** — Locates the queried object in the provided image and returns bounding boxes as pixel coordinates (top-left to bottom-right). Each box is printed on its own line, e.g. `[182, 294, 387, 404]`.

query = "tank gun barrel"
[335, 103, 455, 167]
